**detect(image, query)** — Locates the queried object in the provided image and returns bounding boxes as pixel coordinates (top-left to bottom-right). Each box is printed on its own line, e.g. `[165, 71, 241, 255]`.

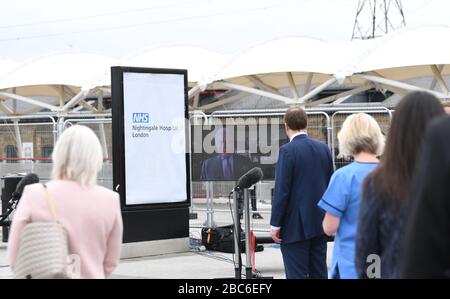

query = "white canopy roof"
[120, 45, 227, 85]
[0, 53, 117, 91]
[1, 25, 450, 114]
[212, 37, 361, 82]
[352, 26, 450, 74]
[0, 59, 19, 78]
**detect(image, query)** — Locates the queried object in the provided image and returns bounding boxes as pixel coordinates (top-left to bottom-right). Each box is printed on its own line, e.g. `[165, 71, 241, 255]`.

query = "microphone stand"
[232, 187, 273, 280]
[232, 190, 242, 279]
[232, 188, 253, 279]
[243, 188, 253, 279]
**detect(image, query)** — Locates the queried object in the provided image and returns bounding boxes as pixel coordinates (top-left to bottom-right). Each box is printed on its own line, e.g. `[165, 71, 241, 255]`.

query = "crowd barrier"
[0, 107, 393, 232]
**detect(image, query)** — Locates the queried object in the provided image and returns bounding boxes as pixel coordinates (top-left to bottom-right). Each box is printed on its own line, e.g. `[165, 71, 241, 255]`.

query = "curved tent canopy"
[198, 37, 370, 110]
[0, 59, 20, 78]
[345, 26, 450, 99]
[2, 26, 450, 115]
[352, 26, 450, 74]
[0, 53, 118, 115]
[119, 45, 227, 86]
[198, 27, 450, 111]
[213, 37, 353, 80]
[0, 52, 117, 90]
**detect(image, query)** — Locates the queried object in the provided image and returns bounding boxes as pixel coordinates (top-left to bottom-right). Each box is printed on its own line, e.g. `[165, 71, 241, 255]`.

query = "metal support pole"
[247, 75, 283, 96]
[13, 120, 23, 161]
[0, 92, 59, 111]
[298, 77, 338, 103]
[430, 64, 449, 94]
[59, 85, 65, 108]
[209, 181, 215, 227]
[203, 181, 216, 228]
[204, 181, 210, 227]
[304, 72, 314, 96]
[57, 116, 65, 139]
[430, 64, 444, 91]
[286, 72, 299, 99]
[62, 90, 89, 111]
[357, 74, 448, 99]
[0, 100, 14, 115]
[98, 123, 108, 159]
[243, 189, 252, 279]
[331, 118, 336, 168]
[217, 81, 295, 104]
[233, 190, 242, 279]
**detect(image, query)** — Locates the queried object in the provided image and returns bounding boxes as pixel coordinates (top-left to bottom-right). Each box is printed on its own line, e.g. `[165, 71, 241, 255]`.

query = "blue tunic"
[318, 161, 378, 279]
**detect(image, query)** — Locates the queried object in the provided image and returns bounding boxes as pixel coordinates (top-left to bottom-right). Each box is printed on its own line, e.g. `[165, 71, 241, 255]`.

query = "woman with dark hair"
[355, 91, 445, 279]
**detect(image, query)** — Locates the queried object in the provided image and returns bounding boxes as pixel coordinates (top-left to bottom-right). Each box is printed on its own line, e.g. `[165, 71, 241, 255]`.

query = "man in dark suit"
[271, 106, 334, 279]
[200, 128, 253, 181]
[401, 116, 450, 278]
[200, 153, 253, 181]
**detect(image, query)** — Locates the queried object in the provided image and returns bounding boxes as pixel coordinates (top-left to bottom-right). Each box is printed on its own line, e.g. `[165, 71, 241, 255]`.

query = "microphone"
[0, 173, 40, 225]
[234, 167, 263, 192]
[11, 173, 40, 201]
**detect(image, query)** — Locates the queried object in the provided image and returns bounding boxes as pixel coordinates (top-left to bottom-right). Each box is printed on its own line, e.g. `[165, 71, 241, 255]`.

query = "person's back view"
[8, 125, 123, 279]
[271, 106, 333, 279]
[401, 116, 450, 278]
[356, 91, 445, 279]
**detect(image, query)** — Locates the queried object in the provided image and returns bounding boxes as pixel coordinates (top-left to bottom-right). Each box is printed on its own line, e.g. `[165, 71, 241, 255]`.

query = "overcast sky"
[0, 0, 446, 61]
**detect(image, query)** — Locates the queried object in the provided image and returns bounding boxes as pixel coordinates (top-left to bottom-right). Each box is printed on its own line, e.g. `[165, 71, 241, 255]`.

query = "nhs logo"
[133, 113, 149, 123]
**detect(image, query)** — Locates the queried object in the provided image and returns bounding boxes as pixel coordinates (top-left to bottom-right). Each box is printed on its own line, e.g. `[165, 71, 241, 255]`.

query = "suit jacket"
[401, 116, 450, 278]
[271, 134, 333, 244]
[200, 154, 254, 181]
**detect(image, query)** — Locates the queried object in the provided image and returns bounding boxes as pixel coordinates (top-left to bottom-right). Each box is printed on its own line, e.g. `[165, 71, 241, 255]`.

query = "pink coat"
[8, 180, 123, 279]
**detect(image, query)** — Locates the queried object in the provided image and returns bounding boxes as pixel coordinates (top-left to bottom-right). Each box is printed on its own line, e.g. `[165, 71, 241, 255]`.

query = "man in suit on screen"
[271, 106, 334, 279]
[200, 127, 253, 181]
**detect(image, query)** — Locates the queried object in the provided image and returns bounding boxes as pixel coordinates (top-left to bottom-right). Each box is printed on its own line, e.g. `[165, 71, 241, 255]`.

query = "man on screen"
[200, 128, 253, 181]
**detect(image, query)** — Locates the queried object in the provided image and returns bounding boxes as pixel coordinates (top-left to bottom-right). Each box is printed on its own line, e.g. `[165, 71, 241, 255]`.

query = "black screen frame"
[111, 66, 191, 211]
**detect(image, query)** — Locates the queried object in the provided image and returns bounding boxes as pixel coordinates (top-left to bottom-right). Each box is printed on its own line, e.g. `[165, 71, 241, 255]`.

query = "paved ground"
[0, 236, 334, 279]
[0, 199, 333, 279]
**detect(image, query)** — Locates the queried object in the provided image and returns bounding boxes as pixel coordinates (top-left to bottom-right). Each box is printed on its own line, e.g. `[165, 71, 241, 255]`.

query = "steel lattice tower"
[351, 0, 406, 40]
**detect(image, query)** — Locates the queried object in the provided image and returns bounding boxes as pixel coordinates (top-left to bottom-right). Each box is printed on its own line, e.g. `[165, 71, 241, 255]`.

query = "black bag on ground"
[201, 225, 243, 253]
[201, 225, 264, 253]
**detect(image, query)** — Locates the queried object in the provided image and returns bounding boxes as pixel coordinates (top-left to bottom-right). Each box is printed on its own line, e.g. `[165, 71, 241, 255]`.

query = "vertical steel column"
[98, 123, 108, 159]
[233, 190, 242, 279]
[203, 181, 216, 228]
[243, 188, 252, 279]
[13, 120, 23, 161]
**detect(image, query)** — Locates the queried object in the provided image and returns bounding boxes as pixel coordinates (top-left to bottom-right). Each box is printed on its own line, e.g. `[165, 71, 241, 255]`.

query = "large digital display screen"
[190, 118, 287, 181]
[112, 67, 190, 206]
[190, 115, 329, 181]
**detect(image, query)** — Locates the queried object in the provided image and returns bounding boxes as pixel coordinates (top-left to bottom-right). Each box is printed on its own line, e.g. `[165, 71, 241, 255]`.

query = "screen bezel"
[111, 66, 191, 211]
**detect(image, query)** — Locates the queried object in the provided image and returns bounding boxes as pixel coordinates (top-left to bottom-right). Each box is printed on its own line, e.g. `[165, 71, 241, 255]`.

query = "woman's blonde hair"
[51, 125, 103, 187]
[337, 113, 385, 159]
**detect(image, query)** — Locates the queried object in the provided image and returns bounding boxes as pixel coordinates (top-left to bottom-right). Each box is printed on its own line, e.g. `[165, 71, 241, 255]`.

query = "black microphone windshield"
[14, 173, 40, 198]
[236, 167, 263, 191]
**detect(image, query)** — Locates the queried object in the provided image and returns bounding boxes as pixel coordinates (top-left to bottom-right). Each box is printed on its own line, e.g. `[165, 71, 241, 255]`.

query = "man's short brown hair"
[442, 100, 450, 107]
[284, 106, 308, 130]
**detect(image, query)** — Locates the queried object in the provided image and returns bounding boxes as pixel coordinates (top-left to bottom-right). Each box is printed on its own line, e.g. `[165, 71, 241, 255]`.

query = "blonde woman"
[317, 113, 384, 279]
[8, 125, 123, 279]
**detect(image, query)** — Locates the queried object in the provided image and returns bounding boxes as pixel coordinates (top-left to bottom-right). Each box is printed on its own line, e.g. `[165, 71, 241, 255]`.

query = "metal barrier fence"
[0, 107, 394, 233]
[62, 116, 112, 189]
[191, 107, 393, 232]
[331, 108, 392, 169]
[190, 110, 330, 231]
[0, 116, 56, 181]
[0, 115, 112, 189]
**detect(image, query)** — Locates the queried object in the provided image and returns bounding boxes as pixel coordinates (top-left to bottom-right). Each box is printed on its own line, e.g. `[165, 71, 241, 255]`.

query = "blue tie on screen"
[223, 156, 233, 180]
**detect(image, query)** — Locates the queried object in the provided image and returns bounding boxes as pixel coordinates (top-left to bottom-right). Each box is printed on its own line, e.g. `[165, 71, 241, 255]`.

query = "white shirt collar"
[289, 131, 307, 142]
